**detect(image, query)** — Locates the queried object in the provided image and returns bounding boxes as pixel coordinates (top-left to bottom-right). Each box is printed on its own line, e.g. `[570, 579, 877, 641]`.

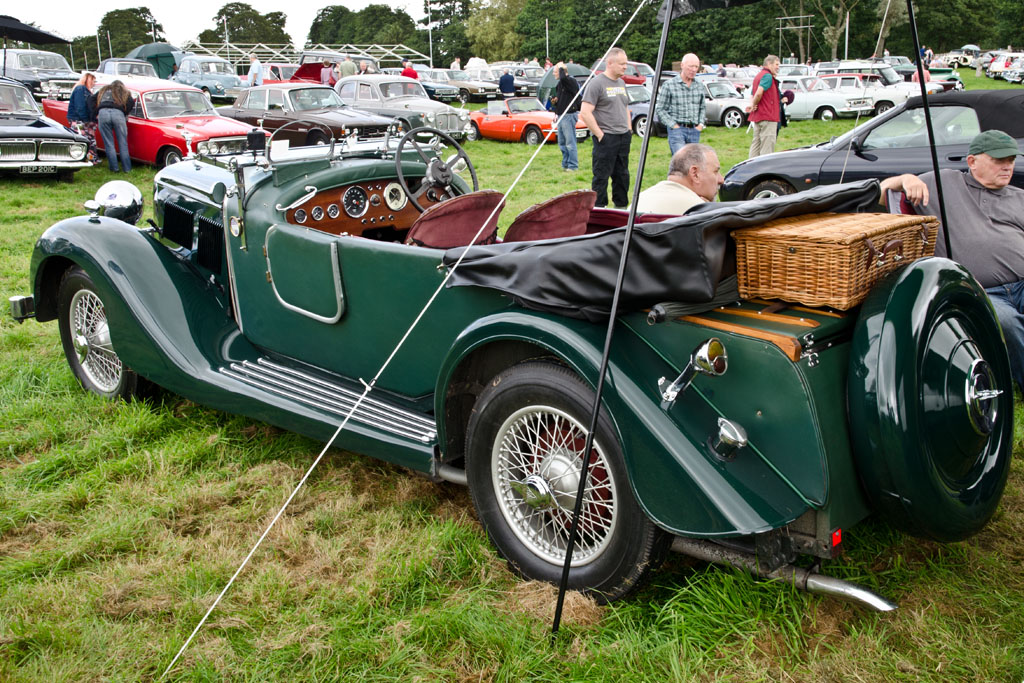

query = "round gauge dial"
[294, 209, 307, 224]
[327, 203, 340, 219]
[311, 206, 324, 221]
[384, 182, 408, 211]
[343, 185, 369, 218]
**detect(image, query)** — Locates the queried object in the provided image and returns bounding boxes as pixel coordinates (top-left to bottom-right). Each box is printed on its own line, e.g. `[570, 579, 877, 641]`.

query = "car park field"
[1, 70, 1023, 681]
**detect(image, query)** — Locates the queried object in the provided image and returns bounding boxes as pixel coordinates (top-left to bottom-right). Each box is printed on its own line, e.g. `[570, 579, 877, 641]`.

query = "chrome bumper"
[9, 295, 35, 322]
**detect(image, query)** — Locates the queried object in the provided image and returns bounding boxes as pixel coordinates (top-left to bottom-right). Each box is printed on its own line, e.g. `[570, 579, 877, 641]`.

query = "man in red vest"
[745, 55, 781, 158]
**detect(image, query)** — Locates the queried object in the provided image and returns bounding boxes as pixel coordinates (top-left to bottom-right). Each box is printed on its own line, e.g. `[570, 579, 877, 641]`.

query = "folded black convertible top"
[443, 179, 881, 321]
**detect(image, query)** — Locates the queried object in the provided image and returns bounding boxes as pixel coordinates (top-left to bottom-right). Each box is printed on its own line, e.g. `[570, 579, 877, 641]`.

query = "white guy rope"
[161, 1, 649, 676]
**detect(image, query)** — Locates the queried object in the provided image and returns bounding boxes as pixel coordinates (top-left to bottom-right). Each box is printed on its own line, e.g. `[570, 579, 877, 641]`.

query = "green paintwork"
[20, 150, 1010, 553]
[437, 311, 809, 536]
[848, 257, 1013, 541]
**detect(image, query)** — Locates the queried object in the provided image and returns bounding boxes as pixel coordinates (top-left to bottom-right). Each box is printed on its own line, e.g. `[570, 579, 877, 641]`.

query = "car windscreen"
[802, 78, 831, 91]
[706, 81, 741, 98]
[119, 62, 157, 77]
[201, 61, 234, 75]
[17, 53, 72, 71]
[448, 70, 470, 80]
[521, 67, 544, 78]
[508, 98, 544, 113]
[626, 86, 650, 104]
[875, 66, 901, 85]
[861, 105, 980, 150]
[143, 90, 216, 118]
[380, 81, 427, 99]
[0, 85, 40, 113]
[289, 88, 345, 110]
[634, 63, 655, 76]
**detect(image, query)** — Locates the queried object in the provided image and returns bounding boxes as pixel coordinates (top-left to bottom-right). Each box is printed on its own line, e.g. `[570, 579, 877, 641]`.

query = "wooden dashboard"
[285, 180, 446, 240]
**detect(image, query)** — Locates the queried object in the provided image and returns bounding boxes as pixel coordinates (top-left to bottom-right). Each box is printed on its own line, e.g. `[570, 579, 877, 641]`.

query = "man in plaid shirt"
[655, 53, 706, 155]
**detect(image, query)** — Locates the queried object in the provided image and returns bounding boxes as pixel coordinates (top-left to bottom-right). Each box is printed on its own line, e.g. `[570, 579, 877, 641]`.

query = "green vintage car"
[9, 127, 1013, 609]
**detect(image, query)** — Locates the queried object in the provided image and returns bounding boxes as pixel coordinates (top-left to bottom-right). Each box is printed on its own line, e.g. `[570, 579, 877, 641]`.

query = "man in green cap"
[882, 129, 1024, 390]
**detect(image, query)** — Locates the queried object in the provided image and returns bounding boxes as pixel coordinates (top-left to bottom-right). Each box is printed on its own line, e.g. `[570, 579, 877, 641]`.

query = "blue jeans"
[557, 111, 579, 170]
[985, 280, 1024, 393]
[667, 124, 700, 156]
[97, 108, 131, 172]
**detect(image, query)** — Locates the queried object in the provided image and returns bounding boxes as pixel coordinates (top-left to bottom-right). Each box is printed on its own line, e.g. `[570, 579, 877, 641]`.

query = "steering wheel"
[395, 127, 479, 212]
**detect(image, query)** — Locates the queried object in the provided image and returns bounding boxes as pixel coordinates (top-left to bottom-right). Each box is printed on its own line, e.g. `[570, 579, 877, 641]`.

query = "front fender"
[29, 215, 248, 395]
[435, 311, 808, 537]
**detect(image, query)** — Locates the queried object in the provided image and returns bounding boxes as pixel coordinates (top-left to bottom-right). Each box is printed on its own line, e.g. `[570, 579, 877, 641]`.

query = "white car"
[816, 60, 944, 95]
[778, 76, 874, 121]
[818, 73, 909, 115]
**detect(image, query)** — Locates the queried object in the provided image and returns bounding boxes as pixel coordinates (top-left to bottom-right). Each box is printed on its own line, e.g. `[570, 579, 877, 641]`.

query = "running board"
[221, 358, 437, 444]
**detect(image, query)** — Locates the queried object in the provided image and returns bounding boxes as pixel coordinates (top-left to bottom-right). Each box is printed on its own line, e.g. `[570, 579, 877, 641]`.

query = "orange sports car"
[467, 97, 588, 144]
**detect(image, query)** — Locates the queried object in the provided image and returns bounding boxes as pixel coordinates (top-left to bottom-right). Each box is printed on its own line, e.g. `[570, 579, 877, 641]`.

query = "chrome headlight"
[69, 143, 87, 160]
[207, 142, 221, 154]
[94, 180, 144, 226]
[197, 141, 209, 154]
[425, 112, 436, 123]
[459, 111, 469, 121]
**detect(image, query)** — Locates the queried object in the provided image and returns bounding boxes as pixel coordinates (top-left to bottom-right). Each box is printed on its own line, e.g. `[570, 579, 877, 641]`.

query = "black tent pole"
[551, 0, 677, 638]
[906, 0, 952, 259]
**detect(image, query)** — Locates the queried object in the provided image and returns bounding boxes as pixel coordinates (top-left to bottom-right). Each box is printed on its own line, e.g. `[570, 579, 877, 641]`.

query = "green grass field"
[2, 72, 1023, 681]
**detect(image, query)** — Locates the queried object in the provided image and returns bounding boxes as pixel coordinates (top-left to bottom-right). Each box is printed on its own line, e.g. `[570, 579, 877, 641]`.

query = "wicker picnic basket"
[732, 212, 938, 310]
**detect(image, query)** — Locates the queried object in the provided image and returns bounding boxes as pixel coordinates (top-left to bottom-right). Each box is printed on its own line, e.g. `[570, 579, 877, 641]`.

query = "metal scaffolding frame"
[177, 42, 430, 72]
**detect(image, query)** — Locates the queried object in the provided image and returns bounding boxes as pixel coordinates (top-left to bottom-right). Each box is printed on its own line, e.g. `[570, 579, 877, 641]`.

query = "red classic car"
[467, 97, 588, 145]
[261, 63, 299, 85]
[43, 78, 255, 167]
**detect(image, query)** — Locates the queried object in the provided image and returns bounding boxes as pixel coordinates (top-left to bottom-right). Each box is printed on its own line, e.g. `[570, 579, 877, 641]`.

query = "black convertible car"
[0, 77, 91, 181]
[720, 90, 1024, 201]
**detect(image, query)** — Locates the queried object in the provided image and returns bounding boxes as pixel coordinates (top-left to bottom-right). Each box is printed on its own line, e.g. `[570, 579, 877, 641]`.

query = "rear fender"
[436, 311, 808, 537]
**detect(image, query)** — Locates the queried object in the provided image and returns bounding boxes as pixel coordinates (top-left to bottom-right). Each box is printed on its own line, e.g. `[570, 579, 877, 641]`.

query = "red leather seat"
[405, 190, 505, 249]
[503, 189, 597, 242]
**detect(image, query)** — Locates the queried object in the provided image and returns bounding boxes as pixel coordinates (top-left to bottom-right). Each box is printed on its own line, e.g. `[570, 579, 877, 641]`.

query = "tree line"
[29, 0, 1024, 72]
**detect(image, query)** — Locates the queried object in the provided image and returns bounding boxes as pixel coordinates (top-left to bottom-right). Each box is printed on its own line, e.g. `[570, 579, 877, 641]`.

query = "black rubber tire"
[160, 146, 183, 167]
[745, 178, 795, 200]
[523, 126, 542, 145]
[467, 122, 481, 142]
[307, 130, 330, 146]
[722, 108, 744, 129]
[874, 101, 894, 115]
[815, 106, 836, 121]
[465, 361, 669, 603]
[458, 90, 470, 104]
[633, 114, 647, 137]
[57, 266, 147, 400]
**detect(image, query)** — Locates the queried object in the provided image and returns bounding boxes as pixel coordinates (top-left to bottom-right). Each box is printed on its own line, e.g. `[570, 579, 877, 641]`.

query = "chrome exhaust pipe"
[671, 537, 897, 612]
[436, 463, 468, 486]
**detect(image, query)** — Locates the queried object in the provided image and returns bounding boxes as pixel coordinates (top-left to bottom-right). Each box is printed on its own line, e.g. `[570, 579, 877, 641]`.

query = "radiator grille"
[38, 141, 77, 161]
[0, 140, 36, 161]
[162, 202, 195, 249]
[196, 215, 223, 274]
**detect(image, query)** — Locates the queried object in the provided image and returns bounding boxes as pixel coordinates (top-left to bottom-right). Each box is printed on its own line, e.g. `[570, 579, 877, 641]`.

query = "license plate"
[486, 94, 496, 99]
[19, 165, 56, 174]
[575, 130, 587, 139]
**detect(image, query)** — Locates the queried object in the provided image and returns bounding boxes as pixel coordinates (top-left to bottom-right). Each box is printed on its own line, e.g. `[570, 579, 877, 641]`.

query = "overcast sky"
[15, 2, 424, 52]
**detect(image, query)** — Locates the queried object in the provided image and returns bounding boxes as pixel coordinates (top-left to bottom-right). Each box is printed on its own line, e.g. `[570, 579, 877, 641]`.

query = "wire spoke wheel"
[466, 361, 668, 602]
[493, 405, 618, 566]
[58, 266, 147, 400]
[69, 289, 122, 393]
